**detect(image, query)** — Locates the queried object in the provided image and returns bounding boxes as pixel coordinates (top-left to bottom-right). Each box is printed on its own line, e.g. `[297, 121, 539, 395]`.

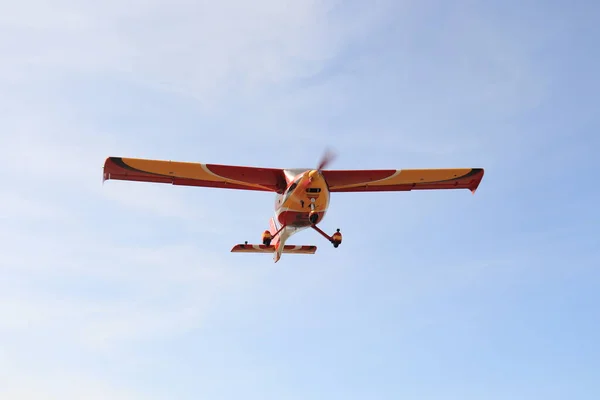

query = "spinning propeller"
[298, 149, 336, 190]
[316, 148, 336, 171]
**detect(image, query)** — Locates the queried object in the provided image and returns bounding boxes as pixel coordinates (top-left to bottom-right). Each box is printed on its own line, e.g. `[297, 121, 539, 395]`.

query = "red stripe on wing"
[206, 164, 286, 190]
[321, 170, 396, 188]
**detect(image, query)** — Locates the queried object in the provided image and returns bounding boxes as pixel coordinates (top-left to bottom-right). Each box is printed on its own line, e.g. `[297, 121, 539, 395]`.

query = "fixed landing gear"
[311, 224, 342, 248]
[332, 229, 342, 248]
[262, 230, 272, 246]
[261, 224, 285, 246]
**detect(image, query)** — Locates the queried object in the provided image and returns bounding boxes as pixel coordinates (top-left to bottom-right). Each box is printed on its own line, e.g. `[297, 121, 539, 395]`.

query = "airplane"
[102, 152, 484, 262]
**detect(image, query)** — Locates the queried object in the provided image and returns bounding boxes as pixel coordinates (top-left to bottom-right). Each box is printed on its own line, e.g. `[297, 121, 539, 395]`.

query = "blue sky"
[1, 0, 599, 398]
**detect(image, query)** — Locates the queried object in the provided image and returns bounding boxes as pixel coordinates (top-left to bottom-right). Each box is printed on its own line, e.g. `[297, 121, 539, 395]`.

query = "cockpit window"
[282, 177, 301, 202]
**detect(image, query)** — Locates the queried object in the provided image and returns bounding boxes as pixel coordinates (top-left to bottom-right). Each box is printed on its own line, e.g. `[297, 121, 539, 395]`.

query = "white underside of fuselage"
[272, 226, 297, 262]
[271, 211, 309, 262]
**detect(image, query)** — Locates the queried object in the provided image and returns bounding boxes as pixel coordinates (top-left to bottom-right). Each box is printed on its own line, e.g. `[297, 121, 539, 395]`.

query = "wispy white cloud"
[1, 0, 391, 104]
[0, 349, 160, 400]
[2, 1, 387, 396]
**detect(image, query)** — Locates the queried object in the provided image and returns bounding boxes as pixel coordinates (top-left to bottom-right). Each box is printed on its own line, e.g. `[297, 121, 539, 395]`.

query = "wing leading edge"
[103, 157, 287, 192]
[322, 168, 484, 193]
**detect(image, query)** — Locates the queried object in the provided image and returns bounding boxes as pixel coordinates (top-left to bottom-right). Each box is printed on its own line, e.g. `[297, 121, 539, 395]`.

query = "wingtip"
[102, 157, 111, 184]
[102, 156, 122, 184]
[102, 165, 107, 185]
[469, 168, 484, 194]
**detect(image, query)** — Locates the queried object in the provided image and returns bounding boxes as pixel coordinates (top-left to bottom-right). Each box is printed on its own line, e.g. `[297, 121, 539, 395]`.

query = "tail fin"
[269, 217, 280, 247]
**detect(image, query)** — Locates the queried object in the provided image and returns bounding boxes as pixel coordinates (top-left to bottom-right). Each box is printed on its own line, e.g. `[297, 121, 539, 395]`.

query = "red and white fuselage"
[269, 168, 331, 262]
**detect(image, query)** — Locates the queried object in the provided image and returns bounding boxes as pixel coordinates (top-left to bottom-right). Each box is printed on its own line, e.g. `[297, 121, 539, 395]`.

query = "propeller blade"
[317, 149, 336, 171]
[299, 149, 336, 191]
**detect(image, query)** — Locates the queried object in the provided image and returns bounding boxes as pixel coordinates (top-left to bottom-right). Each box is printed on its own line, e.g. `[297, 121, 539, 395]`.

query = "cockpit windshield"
[282, 176, 301, 202]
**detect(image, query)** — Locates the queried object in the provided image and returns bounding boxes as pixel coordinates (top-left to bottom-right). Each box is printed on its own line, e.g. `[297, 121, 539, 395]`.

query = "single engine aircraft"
[102, 152, 484, 262]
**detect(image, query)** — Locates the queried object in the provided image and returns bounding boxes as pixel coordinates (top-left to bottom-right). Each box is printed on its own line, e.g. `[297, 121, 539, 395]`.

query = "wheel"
[331, 229, 342, 247]
[261, 230, 272, 246]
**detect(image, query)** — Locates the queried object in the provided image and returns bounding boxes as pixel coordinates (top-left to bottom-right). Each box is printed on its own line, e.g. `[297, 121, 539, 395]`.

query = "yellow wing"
[322, 168, 484, 193]
[103, 157, 287, 192]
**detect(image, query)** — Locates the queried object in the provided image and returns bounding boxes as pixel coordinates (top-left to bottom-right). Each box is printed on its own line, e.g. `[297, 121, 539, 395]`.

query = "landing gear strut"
[311, 225, 342, 248]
